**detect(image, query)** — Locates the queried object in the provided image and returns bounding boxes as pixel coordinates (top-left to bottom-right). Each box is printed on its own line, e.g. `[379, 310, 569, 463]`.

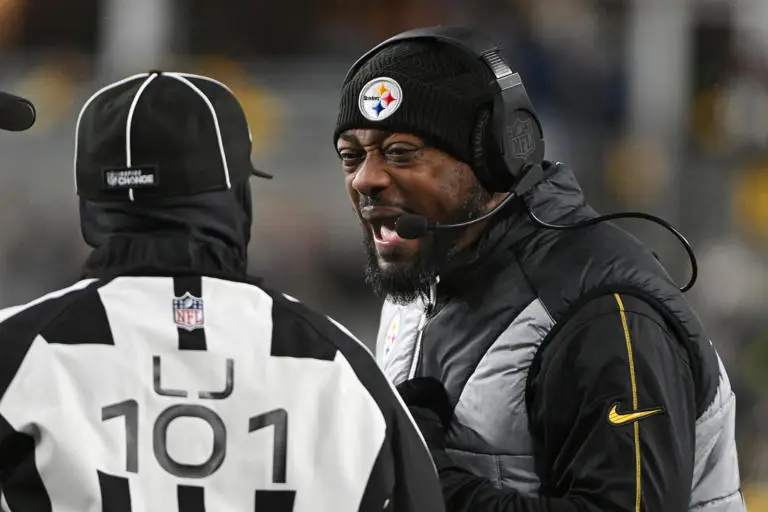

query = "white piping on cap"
[74, 71, 236, 199]
[166, 72, 232, 189]
[171, 72, 254, 144]
[73, 72, 150, 194]
[124, 72, 160, 201]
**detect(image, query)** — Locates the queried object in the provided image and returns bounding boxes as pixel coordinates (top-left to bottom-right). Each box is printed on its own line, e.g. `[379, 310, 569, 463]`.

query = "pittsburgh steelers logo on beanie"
[334, 40, 496, 166]
[358, 77, 402, 121]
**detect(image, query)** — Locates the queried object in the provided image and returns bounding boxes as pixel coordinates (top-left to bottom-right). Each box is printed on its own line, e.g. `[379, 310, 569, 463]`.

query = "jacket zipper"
[408, 277, 438, 379]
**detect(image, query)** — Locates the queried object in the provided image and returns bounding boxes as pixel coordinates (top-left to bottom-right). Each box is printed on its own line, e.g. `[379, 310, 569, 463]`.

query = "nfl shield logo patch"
[173, 292, 204, 331]
[508, 118, 536, 159]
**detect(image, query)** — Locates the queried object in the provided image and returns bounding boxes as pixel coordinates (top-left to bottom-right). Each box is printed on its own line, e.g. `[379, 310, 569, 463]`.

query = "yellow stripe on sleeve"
[614, 293, 642, 512]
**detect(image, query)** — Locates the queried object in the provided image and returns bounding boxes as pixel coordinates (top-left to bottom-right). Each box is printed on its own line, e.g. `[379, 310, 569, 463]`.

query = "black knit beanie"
[334, 40, 496, 164]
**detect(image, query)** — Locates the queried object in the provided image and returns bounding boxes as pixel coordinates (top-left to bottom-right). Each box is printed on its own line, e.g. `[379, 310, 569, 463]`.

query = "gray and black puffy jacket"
[376, 162, 745, 511]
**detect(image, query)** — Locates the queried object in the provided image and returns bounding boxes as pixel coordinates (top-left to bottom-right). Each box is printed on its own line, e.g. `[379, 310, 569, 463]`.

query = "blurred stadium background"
[1, 0, 767, 506]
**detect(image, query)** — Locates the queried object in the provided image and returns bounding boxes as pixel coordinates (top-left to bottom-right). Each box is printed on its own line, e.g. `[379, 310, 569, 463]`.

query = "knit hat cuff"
[334, 70, 487, 164]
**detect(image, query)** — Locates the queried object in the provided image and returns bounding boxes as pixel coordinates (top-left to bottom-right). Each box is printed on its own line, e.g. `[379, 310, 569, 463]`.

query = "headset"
[344, 25, 546, 196]
[344, 26, 698, 292]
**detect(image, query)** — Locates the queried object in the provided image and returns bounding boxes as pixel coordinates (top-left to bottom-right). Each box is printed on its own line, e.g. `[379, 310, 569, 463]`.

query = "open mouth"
[361, 206, 407, 245]
[372, 218, 400, 243]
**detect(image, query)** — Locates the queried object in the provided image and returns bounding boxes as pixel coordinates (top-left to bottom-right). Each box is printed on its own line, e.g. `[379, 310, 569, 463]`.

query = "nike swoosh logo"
[608, 403, 664, 426]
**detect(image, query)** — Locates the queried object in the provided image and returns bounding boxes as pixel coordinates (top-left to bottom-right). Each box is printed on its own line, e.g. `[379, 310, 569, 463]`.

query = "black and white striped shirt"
[0, 275, 443, 512]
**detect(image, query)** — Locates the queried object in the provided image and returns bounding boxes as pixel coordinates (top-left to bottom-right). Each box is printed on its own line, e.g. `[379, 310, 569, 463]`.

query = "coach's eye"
[338, 149, 363, 165]
[383, 143, 422, 164]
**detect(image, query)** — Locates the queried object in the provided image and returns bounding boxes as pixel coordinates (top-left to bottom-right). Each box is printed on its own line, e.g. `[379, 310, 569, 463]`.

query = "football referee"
[0, 71, 444, 512]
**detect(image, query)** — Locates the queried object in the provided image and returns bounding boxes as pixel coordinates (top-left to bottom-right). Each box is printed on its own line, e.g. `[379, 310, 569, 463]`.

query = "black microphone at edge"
[0, 91, 36, 132]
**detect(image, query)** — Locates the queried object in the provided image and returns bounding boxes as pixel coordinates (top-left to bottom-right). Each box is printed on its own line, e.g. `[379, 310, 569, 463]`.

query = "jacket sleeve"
[437, 293, 697, 512]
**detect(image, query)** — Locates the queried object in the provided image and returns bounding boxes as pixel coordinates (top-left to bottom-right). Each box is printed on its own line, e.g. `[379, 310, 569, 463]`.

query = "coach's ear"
[395, 377, 452, 430]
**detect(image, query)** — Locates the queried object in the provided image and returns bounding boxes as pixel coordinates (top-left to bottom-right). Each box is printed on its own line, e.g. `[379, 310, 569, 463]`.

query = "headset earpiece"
[344, 25, 546, 194]
[472, 107, 515, 193]
[471, 109, 491, 190]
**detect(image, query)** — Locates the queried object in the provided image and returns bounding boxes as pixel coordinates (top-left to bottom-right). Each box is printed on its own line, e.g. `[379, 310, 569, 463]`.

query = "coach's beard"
[362, 226, 456, 305]
[362, 186, 493, 305]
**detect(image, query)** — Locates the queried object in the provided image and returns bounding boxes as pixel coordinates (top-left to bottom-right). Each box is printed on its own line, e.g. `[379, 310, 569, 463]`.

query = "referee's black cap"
[0, 91, 36, 132]
[74, 70, 272, 202]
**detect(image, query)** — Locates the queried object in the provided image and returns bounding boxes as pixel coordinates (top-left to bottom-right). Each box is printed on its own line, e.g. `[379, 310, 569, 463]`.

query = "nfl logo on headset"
[508, 118, 535, 159]
[173, 292, 204, 331]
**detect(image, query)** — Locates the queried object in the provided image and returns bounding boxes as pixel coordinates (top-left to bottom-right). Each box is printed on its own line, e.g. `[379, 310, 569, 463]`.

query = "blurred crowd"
[2, 0, 768, 506]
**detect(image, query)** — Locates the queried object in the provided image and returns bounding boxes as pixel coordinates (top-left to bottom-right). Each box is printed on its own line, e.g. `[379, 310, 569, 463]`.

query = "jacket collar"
[79, 182, 253, 282]
[436, 161, 593, 294]
[81, 234, 248, 281]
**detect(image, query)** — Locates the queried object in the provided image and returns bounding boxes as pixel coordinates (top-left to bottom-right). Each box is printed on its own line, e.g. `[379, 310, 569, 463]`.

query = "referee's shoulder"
[260, 286, 401, 413]
[0, 278, 106, 395]
[263, 285, 374, 361]
[0, 278, 104, 333]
